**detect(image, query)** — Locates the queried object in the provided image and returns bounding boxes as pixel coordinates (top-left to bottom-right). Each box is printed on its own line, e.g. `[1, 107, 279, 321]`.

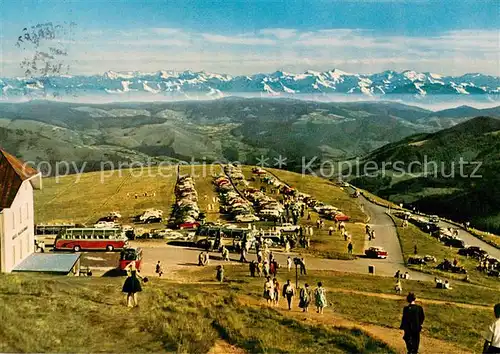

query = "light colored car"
[277, 223, 299, 232]
[164, 231, 185, 239]
[139, 209, 163, 222]
[94, 221, 117, 228]
[259, 209, 281, 217]
[153, 229, 174, 238]
[235, 214, 260, 223]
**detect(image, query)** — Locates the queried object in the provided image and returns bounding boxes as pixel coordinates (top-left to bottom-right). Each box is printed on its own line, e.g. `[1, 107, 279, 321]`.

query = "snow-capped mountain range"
[1, 69, 499, 100]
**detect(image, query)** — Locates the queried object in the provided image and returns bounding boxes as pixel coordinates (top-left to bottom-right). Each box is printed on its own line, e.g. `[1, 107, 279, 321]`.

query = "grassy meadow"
[179, 265, 498, 353]
[35, 166, 178, 226]
[0, 273, 394, 354]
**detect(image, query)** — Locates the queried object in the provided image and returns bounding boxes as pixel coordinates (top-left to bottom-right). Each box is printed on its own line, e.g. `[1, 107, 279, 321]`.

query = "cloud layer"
[1, 27, 499, 76]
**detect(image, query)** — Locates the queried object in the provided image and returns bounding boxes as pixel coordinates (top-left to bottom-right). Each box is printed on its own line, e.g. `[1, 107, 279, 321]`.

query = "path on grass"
[240, 295, 471, 354]
[326, 287, 491, 310]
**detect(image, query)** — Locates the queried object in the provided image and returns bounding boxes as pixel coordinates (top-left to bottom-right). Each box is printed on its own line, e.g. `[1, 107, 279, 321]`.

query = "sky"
[0, 0, 499, 77]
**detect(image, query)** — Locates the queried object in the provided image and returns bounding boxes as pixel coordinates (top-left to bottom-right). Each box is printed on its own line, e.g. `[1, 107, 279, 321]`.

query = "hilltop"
[350, 116, 500, 233]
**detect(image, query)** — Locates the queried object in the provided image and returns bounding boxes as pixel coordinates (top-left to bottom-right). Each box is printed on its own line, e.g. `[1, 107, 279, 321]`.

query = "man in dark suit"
[400, 292, 425, 354]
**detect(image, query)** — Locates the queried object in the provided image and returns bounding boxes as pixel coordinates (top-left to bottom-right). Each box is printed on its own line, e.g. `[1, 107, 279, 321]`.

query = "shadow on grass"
[102, 268, 126, 277]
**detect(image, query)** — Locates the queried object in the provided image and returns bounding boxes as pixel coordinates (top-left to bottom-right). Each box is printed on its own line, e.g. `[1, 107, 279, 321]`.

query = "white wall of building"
[0, 179, 35, 272]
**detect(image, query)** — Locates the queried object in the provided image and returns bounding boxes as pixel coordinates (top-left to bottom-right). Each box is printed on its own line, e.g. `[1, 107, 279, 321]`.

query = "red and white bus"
[54, 228, 128, 252]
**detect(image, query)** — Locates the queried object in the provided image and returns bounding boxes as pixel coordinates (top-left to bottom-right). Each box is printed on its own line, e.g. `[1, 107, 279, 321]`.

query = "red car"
[179, 221, 200, 230]
[334, 213, 350, 221]
[365, 247, 388, 259]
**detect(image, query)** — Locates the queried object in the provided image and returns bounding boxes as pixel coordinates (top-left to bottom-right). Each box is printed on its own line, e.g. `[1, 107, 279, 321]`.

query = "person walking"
[122, 261, 144, 308]
[329, 226, 334, 236]
[299, 283, 312, 312]
[257, 249, 263, 263]
[249, 261, 256, 277]
[155, 261, 163, 277]
[287, 256, 293, 272]
[314, 282, 327, 314]
[257, 262, 263, 277]
[263, 260, 270, 277]
[216, 265, 224, 283]
[240, 248, 248, 263]
[395, 279, 403, 294]
[282, 280, 295, 310]
[483, 303, 500, 353]
[198, 252, 205, 266]
[221, 246, 230, 261]
[347, 242, 353, 255]
[285, 239, 291, 252]
[273, 278, 281, 306]
[263, 277, 275, 305]
[400, 293, 425, 354]
[299, 257, 307, 275]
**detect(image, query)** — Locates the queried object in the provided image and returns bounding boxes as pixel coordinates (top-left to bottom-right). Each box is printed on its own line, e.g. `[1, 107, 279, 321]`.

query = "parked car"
[143, 216, 163, 224]
[444, 238, 465, 248]
[429, 215, 440, 224]
[179, 221, 200, 230]
[260, 236, 282, 248]
[365, 247, 388, 259]
[276, 223, 299, 232]
[94, 221, 117, 228]
[408, 256, 426, 265]
[108, 211, 122, 219]
[235, 214, 260, 223]
[163, 231, 185, 240]
[138, 209, 163, 222]
[458, 246, 488, 258]
[334, 213, 350, 222]
[151, 229, 174, 238]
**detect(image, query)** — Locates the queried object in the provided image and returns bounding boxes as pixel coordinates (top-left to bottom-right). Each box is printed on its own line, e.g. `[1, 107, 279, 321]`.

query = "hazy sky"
[1, 0, 499, 76]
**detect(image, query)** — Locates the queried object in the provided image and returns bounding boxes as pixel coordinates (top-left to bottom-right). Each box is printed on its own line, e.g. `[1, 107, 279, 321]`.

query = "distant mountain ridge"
[1, 69, 499, 100]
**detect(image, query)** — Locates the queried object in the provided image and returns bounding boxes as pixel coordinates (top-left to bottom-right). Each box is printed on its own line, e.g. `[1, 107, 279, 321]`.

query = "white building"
[0, 149, 42, 272]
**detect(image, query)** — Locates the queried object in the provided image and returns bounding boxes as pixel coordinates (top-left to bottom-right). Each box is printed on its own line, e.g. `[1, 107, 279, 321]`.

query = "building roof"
[12, 253, 81, 274]
[0, 149, 40, 209]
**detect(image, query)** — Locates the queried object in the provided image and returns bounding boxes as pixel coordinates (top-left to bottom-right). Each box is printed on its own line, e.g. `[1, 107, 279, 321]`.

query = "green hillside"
[2, 99, 494, 174]
[350, 116, 500, 233]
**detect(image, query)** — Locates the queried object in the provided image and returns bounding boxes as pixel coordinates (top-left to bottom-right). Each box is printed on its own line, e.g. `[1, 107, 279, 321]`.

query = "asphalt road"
[438, 220, 500, 260]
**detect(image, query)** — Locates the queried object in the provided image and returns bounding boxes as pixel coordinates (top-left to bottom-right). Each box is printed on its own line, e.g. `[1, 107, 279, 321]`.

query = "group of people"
[394, 270, 411, 280]
[365, 224, 376, 241]
[263, 278, 327, 313]
[434, 277, 452, 289]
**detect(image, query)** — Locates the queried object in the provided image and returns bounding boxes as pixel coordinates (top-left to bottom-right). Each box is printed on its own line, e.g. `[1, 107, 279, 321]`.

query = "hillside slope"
[350, 116, 500, 233]
[1, 99, 497, 173]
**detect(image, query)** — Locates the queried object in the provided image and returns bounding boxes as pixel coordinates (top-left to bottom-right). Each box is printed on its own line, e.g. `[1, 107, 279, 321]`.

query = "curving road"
[438, 220, 500, 260]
